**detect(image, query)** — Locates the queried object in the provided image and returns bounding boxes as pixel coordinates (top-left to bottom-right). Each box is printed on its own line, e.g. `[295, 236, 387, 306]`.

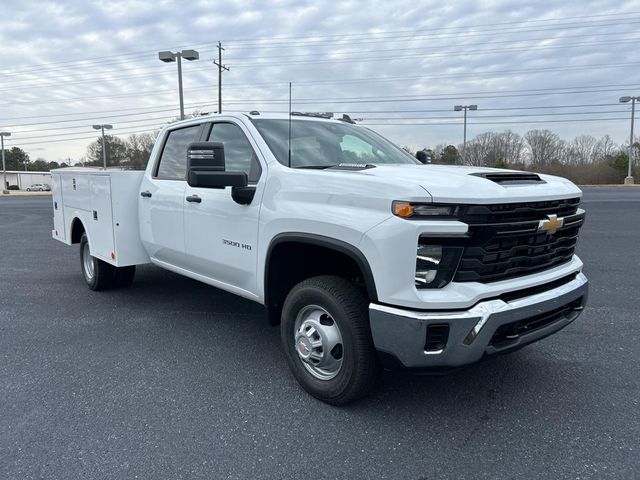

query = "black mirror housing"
[187, 142, 225, 170]
[188, 170, 248, 189]
[186, 141, 248, 189]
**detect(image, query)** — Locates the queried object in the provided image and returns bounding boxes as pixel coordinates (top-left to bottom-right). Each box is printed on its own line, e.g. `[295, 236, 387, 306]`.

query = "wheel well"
[70, 218, 86, 244]
[265, 236, 377, 325]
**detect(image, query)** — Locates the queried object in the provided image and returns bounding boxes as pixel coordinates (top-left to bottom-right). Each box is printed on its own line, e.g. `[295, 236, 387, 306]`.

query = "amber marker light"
[392, 201, 414, 218]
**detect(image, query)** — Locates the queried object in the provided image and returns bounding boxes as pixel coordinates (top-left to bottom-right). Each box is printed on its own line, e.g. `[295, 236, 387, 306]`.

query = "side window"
[208, 123, 262, 183]
[155, 125, 201, 180]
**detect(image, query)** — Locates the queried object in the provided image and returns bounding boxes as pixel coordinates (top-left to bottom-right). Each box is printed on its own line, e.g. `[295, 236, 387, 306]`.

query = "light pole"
[92, 124, 113, 168]
[619, 96, 638, 184]
[1, 131, 10, 194]
[454, 104, 478, 164]
[159, 49, 199, 120]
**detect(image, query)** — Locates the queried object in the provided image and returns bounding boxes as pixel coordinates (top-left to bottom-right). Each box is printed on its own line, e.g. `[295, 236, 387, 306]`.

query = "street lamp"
[454, 105, 477, 164]
[1, 131, 10, 194]
[159, 49, 199, 120]
[619, 95, 638, 184]
[92, 124, 113, 169]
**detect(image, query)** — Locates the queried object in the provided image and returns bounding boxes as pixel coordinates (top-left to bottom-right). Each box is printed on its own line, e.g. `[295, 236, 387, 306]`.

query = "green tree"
[86, 135, 127, 167]
[610, 152, 628, 177]
[29, 159, 50, 171]
[3, 147, 29, 170]
[439, 145, 459, 164]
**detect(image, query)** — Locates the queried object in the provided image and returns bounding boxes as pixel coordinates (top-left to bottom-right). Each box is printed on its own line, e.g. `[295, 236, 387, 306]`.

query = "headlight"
[415, 243, 463, 289]
[393, 201, 460, 219]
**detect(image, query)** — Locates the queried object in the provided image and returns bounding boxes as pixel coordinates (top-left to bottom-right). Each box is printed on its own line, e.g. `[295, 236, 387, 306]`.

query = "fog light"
[415, 243, 463, 289]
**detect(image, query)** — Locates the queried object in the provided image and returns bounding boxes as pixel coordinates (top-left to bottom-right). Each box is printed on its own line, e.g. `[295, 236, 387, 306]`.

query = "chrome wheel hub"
[294, 305, 344, 381]
[82, 242, 94, 281]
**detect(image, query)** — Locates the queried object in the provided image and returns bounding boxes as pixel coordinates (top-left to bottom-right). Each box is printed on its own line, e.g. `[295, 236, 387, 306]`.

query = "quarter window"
[156, 125, 201, 180]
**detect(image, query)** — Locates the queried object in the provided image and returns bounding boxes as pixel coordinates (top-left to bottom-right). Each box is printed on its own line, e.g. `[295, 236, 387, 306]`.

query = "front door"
[183, 121, 264, 299]
[139, 124, 202, 266]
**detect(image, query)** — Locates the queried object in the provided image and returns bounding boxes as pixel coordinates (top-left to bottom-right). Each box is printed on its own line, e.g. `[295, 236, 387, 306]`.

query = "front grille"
[453, 198, 583, 283]
[458, 197, 580, 224]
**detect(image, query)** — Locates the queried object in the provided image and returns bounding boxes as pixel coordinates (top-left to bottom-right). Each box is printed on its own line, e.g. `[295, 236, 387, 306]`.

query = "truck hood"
[353, 164, 582, 203]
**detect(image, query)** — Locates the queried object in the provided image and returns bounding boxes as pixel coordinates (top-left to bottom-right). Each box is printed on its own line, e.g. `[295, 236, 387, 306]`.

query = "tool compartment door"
[88, 175, 115, 263]
[51, 173, 66, 242]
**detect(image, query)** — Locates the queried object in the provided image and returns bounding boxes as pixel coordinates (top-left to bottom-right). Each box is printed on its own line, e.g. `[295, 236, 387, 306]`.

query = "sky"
[0, 0, 639, 164]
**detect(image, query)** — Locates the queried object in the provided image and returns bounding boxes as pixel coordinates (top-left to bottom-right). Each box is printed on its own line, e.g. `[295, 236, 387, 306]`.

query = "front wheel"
[281, 275, 380, 405]
[79, 233, 114, 291]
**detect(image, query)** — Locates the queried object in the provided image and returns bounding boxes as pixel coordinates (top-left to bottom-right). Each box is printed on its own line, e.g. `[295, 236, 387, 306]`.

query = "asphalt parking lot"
[0, 187, 638, 479]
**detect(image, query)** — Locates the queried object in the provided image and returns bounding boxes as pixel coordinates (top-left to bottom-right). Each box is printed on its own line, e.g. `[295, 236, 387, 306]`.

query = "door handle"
[140, 191, 152, 198]
[186, 195, 202, 203]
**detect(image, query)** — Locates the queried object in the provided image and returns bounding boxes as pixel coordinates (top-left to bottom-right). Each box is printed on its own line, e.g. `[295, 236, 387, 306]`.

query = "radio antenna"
[288, 82, 292, 168]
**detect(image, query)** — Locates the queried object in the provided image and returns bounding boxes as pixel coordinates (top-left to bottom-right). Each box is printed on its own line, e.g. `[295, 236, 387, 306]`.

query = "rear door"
[182, 121, 264, 297]
[138, 124, 203, 266]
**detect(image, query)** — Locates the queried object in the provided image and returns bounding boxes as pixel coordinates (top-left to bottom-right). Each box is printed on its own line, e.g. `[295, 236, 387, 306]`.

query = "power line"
[10, 119, 171, 141]
[360, 110, 626, 121]
[4, 26, 633, 82]
[2, 11, 635, 76]
[0, 104, 211, 128]
[3, 31, 639, 91]
[14, 127, 161, 147]
[223, 15, 640, 45]
[1, 82, 636, 127]
[229, 38, 640, 67]
[224, 31, 637, 61]
[225, 18, 640, 49]
[361, 117, 630, 125]
[3, 79, 637, 109]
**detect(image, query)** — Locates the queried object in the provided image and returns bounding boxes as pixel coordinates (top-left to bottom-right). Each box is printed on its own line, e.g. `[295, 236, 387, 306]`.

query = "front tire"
[281, 275, 380, 405]
[79, 233, 114, 291]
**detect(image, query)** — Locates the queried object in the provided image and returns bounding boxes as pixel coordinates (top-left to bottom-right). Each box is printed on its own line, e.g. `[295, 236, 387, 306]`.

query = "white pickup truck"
[52, 112, 588, 404]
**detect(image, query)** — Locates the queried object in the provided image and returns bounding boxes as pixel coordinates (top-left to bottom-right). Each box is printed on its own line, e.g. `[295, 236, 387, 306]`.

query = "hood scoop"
[470, 172, 545, 185]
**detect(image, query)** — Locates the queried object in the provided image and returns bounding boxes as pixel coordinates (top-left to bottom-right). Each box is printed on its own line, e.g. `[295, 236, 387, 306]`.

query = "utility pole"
[214, 41, 229, 114]
[453, 105, 478, 164]
[92, 124, 113, 168]
[1, 131, 10, 194]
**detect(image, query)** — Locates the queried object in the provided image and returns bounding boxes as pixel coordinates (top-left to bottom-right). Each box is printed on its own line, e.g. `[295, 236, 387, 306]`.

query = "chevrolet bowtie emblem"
[538, 214, 564, 235]
[298, 340, 309, 353]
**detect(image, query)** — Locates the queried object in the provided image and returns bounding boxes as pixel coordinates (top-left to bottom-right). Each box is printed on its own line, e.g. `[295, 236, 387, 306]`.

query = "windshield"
[251, 119, 419, 168]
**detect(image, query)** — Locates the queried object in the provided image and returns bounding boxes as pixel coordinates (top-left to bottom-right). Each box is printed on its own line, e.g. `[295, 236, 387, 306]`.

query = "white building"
[2, 171, 52, 190]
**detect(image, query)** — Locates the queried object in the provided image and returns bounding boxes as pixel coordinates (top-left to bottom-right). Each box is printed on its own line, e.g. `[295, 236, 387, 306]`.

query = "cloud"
[0, 0, 638, 162]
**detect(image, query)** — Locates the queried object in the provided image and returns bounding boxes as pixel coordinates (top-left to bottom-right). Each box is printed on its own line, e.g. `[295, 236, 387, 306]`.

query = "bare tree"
[497, 130, 525, 165]
[566, 135, 597, 165]
[462, 130, 525, 167]
[524, 129, 563, 166]
[123, 133, 157, 170]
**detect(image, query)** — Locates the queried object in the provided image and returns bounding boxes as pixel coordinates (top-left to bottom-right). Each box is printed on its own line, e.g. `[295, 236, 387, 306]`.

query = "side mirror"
[186, 142, 248, 189]
[415, 150, 428, 164]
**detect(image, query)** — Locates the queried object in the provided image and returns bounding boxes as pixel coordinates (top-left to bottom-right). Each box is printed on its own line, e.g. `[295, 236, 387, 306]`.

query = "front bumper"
[369, 272, 588, 369]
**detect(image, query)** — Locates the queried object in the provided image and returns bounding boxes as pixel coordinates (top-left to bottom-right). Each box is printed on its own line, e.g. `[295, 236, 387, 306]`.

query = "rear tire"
[79, 233, 114, 291]
[113, 265, 136, 288]
[281, 275, 380, 405]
